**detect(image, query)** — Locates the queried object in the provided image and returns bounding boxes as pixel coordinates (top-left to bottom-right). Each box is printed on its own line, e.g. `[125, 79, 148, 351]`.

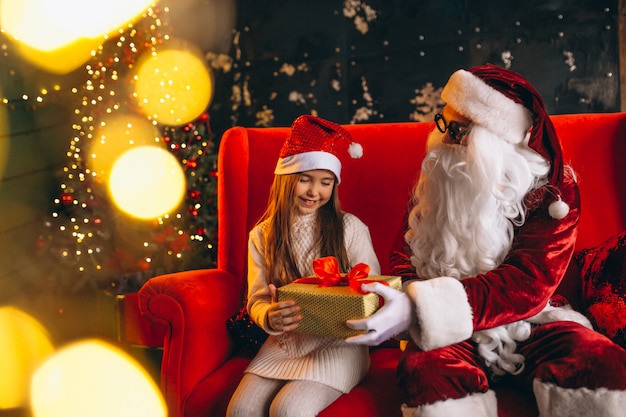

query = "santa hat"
[275, 114, 363, 183]
[441, 63, 569, 220]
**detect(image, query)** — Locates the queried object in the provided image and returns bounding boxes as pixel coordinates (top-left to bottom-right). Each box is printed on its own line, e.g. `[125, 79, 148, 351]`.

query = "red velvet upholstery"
[139, 113, 626, 417]
[118, 292, 167, 347]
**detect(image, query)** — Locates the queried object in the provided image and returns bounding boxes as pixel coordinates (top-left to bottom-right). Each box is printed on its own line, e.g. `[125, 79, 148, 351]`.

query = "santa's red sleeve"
[403, 175, 580, 351]
[389, 210, 418, 282]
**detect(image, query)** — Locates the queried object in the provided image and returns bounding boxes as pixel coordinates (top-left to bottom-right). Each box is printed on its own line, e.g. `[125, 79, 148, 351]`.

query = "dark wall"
[209, 0, 620, 132]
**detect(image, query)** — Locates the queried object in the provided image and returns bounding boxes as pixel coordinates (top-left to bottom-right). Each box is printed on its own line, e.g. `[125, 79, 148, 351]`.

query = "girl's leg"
[269, 380, 343, 417]
[226, 373, 284, 417]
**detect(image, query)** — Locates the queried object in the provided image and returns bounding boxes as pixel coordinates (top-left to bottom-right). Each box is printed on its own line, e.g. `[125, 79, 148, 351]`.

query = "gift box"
[276, 257, 402, 338]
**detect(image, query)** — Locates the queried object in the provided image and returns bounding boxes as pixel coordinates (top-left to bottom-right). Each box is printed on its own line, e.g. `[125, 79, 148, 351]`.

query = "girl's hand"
[267, 284, 302, 332]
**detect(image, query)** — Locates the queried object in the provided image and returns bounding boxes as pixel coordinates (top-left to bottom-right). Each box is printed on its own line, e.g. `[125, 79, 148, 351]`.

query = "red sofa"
[139, 113, 626, 417]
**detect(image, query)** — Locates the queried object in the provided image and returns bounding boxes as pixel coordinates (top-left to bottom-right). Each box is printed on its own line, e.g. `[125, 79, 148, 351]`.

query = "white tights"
[226, 373, 343, 417]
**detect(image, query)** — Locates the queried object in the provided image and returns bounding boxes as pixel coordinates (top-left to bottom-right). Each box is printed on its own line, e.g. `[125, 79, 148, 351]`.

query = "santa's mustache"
[406, 125, 540, 279]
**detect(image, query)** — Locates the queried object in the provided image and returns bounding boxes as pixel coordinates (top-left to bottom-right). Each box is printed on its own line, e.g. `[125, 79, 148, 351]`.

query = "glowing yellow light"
[108, 145, 185, 219]
[12, 38, 101, 75]
[88, 114, 160, 179]
[0, 307, 55, 409]
[30, 339, 166, 417]
[134, 43, 213, 125]
[0, 0, 154, 74]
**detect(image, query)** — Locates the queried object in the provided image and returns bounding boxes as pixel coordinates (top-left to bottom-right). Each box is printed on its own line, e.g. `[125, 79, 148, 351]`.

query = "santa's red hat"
[441, 63, 569, 220]
[275, 115, 363, 183]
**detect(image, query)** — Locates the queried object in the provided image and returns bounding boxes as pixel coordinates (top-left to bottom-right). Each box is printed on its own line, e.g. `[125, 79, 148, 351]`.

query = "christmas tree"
[39, 6, 218, 294]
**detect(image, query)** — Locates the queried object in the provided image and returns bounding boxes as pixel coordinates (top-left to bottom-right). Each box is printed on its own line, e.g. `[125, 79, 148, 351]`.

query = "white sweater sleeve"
[343, 213, 381, 275]
[246, 225, 283, 335]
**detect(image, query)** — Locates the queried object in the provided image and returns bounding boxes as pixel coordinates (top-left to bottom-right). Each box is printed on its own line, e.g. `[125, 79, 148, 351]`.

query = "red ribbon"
[294, 256, 385, 294]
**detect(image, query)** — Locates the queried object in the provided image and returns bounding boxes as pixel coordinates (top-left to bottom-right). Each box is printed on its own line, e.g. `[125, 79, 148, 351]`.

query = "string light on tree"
[45, 12, 166, 281]
[41, 6, 219, 292]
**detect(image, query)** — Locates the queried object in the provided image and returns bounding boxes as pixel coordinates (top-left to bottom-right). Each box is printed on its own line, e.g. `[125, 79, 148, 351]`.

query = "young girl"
[226, 115, 381, 417]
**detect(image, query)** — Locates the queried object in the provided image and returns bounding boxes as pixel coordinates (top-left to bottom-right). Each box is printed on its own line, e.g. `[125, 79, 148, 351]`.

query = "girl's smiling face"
[295, 169, 336, 215]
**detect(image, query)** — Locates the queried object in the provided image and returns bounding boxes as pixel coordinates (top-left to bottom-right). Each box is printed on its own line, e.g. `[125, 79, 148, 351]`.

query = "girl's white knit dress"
[246, 212, 381, 393]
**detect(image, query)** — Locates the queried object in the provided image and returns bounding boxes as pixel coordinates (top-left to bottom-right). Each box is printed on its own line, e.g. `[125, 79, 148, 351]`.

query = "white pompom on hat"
[275, 115, 363, 183]
[441, 63, 569, 220]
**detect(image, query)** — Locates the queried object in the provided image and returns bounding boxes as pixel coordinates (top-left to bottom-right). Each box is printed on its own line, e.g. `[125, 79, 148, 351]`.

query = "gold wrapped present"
[277, 257, 402, 338]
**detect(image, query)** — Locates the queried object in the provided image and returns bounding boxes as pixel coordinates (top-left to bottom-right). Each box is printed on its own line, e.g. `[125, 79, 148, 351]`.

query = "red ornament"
[137, 259, 151, 271]
[169, 232, 191, 253]
[60, 192, 73, 205]
[35, 236, 46, 249]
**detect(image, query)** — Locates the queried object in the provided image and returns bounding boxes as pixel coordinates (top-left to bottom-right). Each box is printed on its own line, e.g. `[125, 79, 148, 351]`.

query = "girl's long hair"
[258, 173, 350, 287]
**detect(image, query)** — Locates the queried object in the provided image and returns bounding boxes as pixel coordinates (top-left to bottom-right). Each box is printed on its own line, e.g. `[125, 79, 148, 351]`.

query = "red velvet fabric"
[139, 113, 626, 417]
[464, 173, 580, 331]
[576, 230, 626, 348]
[118, 293, 167, 347]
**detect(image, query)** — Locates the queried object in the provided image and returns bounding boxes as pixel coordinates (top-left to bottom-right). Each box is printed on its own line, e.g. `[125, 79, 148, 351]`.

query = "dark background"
[208, 0, 619, 137]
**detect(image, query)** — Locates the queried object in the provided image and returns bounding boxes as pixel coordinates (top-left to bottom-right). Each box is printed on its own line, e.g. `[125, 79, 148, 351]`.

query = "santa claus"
[346, 64, 626, 416]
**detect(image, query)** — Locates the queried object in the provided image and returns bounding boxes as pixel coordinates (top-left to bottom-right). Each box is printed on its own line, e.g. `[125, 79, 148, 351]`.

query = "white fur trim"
[406, 277, 473, 351]
[534, 380, 626, 417]
[274, 151, 342, 183]
[441, 69, 533, 144]
[401, 390, 497, 417]
[526, 302, 593, 329]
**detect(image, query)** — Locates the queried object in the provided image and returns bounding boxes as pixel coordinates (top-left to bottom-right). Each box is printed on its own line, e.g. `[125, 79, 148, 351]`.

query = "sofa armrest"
[138, 268, 241, 417]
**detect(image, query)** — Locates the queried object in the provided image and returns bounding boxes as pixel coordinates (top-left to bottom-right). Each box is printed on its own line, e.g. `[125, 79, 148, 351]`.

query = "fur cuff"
[526, 302, 593, 329]
[401, 390, 497, 417]
[534, 380, 626, 417]
[406, 277, 473, 351]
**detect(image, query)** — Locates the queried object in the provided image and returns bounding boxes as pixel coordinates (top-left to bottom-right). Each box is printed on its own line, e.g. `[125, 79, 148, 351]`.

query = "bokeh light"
[30, 339, 166, 417]
[0, 307, 55, 409]
[108, 145, 186, 219]
[0, 0, 154, 73]
[133, 43, 213, 126]
[11, 37, 103, 75]
[89, 114, 161, 179]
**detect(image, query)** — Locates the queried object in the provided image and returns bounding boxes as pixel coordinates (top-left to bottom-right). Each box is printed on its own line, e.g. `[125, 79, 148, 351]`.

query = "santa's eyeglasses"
[434, 113, 471, 144]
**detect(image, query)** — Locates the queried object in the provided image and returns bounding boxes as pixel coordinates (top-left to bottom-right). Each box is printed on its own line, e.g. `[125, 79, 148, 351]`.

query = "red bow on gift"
[294, 256, 385, 294]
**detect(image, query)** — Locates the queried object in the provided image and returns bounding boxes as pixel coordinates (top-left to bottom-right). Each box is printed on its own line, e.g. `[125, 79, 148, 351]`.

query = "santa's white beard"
[405, 125, 550, 279]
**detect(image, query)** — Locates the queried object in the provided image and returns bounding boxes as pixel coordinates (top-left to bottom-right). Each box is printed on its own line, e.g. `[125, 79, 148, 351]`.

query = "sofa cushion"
[576, 231, 626, 348]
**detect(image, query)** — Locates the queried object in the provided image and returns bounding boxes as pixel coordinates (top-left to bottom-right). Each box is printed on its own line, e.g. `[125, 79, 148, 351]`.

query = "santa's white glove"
[345, 282, 413, 346]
